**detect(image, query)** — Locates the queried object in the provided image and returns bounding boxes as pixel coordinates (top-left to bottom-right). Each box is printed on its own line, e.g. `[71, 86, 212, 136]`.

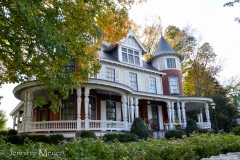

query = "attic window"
[121, 47, 140, 65]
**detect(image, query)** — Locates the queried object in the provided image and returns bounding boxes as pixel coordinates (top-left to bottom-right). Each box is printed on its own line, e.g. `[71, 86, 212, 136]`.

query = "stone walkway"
[201, 152, 240, 160]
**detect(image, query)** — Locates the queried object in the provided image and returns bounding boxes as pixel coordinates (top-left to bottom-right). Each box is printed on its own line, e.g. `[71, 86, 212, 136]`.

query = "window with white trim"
[168, 77, 179, 94]
[89, 96, 96, 120]
[121, 47, 140, 65]
[167, 58, 176, 68]
[129, 72, 138, 90]
[106, 67, 115, 82]
[149, 76, 157, 93]
[65, 58, 76, 73]
[61, 94, 75, 120]
[106, 102, 116, 121]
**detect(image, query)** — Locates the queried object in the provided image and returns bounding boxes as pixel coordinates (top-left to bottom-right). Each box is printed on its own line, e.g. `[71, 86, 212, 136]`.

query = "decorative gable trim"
[120, 29, 148, 54]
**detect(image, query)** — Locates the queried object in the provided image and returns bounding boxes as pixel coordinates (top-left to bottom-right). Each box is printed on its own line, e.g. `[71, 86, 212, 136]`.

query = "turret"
[148, 36, 184, 95]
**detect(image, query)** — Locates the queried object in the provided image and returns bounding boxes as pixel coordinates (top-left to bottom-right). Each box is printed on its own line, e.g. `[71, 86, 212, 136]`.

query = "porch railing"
[27, 120, 130, 132]
[29, 120, 77, 132]
[197, 122, 211, 129]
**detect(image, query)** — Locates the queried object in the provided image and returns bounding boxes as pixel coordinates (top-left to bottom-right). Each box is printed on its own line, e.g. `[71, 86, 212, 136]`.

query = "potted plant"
[106, 100, 114, 107]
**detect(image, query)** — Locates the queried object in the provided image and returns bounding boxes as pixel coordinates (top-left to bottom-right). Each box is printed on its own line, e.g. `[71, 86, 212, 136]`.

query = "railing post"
[84, 87, 90, 130]
[77, 87, 82, 130]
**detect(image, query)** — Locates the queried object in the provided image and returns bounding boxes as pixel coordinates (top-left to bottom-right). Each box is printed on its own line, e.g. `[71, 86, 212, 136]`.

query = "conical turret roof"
[148, 35, 183, 63]
[154, 36, 176, 55]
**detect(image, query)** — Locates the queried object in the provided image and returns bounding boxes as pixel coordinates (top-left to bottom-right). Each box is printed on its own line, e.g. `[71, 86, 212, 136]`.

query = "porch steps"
[201, 152, 240, 160]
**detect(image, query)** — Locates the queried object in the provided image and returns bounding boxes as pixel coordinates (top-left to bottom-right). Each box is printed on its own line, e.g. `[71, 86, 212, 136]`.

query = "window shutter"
[125, 71, 129, 86]
[100, 66, 106, 80]
[115, 69, 120, 83]
[101, 100, 106, 120]
[156, 77, 160, 94]
[116, 102, 121, 121]
[145, 75, 150, 92]
[137, 73, 142, 91]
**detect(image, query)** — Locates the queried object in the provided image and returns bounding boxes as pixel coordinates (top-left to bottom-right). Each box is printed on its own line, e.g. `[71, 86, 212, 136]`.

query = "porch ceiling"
[185, 102, 206, 112]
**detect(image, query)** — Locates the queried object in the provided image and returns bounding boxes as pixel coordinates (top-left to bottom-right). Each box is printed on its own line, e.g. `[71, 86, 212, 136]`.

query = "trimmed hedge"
[4, 134, 64, 144]
[165, 130, 184, 139]
[1, 133, 240, 159]
[80, 130, 96, 139]
[103, 133, 138, 142]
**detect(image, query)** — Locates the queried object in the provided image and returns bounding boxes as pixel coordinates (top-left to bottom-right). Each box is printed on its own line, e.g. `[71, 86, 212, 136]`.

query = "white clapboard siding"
[156, 77, 160, 94]
[125, 71, 129, 86]
[137, 73, 142, 91]
[115, 69, 120, 83]
[145, 75, 150, 92]
[100, 66, 106, 80]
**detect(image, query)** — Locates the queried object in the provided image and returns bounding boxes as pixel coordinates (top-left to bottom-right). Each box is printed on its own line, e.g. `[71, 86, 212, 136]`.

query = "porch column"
[181, 102, 187, 127]
[197, 114, 201, 123]
[200, 112, 203, 122]
[166, 101, 172, 129]
[177, 102, 182, 125]
[205, 103, 210, 122]
[12, 116, 16, 130]
[130, 97, 134, 122]
[84, 87, 90, 130]
[121, 95, 128, 130]
[17, 113, 20, 131]
[77, 87, 82, 130]
[171, 102, 175, 129]
[134, 97, 139, 118]
[22, 92, 27, 132]
[25, 91, 33, 132]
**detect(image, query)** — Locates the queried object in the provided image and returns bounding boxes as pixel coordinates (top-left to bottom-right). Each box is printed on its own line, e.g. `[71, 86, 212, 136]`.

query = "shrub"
[48, 134, 65, 144]
[231, 126, 240, 135]
[7, 129, 18, 136]
[186, 119, 198, 136]
[165, 130, 184, 139]
[80, 131, 96, 139]
[28, 135, 48, 143]
[103, 133, 138, 142]
[0, 130, 8, 136]
[130, 117, 149, 139]
[4, 135, 19, 144]
[103, 133, 118, 142]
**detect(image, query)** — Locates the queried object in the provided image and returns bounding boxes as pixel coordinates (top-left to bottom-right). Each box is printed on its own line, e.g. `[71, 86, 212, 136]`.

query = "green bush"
[80, 130, 96, 139]
[28, 135, 48, 143]
[48, 134, 65, 144]
[130, 117, 149, 139]
[186, 119, 198, 135]
[4, 135, 19, 144]
[7, 129, 18, 136]
[0, 130, 8, 136]
[103, 133, 138, 142]
[165, 130, 184, 139]
[231, 126, 240, 135]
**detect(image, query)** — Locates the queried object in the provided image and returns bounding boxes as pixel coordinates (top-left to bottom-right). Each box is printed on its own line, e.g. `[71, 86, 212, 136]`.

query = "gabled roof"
[104, 29, 148, 54]
[148, 36, 184, 63]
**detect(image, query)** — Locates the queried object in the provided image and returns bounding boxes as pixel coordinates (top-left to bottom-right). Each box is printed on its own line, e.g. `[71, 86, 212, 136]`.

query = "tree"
[224, 0, 240, 23]
[224, 75, 240, 108]
[0, 0, 145, 112]
[0, 110, 7, 130]
[210, 95, 236, 132]
[132, 14, 162, 61]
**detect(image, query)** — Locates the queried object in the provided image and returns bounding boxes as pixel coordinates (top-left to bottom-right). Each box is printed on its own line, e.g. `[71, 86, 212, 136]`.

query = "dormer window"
[167, 58, 176, 68]
[122, 47, 140, 65]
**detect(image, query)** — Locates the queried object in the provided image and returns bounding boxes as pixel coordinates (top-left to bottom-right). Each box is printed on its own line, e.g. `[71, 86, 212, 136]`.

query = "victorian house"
[10, 30, 213, 138]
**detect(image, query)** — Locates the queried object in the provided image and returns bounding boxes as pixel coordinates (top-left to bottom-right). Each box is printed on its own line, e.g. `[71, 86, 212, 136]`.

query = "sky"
[1, 0, 240, 128]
